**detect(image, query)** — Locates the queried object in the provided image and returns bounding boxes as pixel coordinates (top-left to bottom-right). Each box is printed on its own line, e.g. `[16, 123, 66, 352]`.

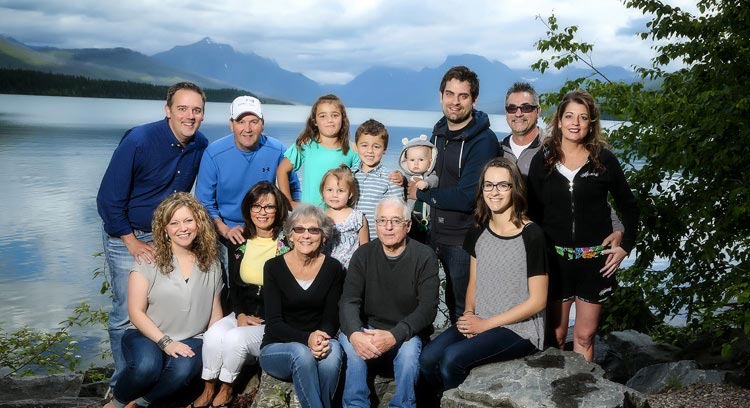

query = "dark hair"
[166, 82, 206, 107]
[544, 89, 606, 173]
[320, 165, 359, 208]
[505, 82, 539, 106]
[354, 119, 389, 149]
[240, 181, 291, 239]
[439, 66, 479, 101]
[295, 94, 351, 155]
[473, 157, 527, 228]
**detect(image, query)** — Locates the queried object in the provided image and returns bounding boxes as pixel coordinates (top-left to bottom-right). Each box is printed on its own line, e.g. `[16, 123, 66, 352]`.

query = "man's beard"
[446, 111, 471, 126]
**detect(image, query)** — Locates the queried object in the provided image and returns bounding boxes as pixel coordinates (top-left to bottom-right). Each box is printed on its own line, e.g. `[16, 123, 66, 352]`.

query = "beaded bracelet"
[157, 335, 173, 350]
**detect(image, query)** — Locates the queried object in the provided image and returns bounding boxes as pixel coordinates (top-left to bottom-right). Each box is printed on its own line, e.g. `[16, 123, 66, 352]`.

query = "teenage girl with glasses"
[419, 157, 549, 396]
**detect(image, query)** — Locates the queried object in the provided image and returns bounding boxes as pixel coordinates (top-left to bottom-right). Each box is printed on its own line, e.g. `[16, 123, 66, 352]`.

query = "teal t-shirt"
[284, 140, 360, 207]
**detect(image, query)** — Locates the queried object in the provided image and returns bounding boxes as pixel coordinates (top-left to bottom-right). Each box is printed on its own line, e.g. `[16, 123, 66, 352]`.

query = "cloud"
[0, 0, 700, 84]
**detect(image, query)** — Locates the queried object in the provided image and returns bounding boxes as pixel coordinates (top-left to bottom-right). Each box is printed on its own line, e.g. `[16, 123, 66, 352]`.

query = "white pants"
[201, 313, 265, 383]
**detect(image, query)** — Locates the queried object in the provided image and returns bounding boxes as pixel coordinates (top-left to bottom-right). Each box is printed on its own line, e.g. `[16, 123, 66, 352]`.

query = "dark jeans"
[419, 325, 536, 391]
[432, 242, 470, 324]
[113, 329, 203, 406]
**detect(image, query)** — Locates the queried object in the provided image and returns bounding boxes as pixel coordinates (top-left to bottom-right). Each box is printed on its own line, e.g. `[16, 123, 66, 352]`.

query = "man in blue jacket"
[96, 82, 209, 391]
[409, 66, 499, 323]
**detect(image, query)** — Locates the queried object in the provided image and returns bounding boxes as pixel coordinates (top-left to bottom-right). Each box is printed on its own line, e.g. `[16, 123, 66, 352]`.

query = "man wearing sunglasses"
[500, 82, 544, 176]
[500, 83, 625, 304]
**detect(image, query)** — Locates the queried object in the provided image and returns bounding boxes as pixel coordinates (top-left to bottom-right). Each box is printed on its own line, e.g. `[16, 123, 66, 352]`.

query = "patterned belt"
[555, 245, 607, 260]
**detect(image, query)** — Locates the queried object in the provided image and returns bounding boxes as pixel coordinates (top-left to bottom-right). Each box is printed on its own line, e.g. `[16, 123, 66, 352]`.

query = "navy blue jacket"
[417, 110, 499, 246]
[97, 118, 208, 236]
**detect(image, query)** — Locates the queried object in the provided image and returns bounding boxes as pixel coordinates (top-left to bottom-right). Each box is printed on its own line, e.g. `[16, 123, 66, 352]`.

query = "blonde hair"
[152, 192, 218, 274]
[319, 164, 358, 208]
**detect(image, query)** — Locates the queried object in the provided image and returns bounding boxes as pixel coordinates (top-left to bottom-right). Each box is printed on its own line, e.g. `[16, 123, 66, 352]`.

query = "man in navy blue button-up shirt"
[96, 82, 209, 391]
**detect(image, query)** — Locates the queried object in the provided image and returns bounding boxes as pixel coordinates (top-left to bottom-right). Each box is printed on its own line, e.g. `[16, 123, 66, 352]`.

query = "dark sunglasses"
[291, 226, 323, 235]
[505, 104, 538, 114]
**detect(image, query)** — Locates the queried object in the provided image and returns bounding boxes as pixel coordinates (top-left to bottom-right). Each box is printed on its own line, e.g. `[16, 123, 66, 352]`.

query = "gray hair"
[284, 203, 334, 243]
[505, 82, 539, 106]
[375, 196, 410, 220]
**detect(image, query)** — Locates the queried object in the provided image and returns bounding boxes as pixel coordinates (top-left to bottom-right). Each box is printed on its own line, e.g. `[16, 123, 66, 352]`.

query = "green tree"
[532, 0, 749, 353]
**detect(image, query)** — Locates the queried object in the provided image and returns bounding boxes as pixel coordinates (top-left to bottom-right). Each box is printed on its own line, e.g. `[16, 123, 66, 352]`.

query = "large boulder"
[626, 360, 729, 394]
[441, 348, 649, 408]
[600, 330, 680, 383]
[0, 373, 83, 402]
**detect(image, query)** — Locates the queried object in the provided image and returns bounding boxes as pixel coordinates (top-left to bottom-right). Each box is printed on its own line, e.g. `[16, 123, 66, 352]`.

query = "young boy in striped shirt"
[352, 119, 405, 239]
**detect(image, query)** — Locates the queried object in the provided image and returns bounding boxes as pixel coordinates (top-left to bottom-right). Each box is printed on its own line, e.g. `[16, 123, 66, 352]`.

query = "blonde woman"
[106, 192, 223, 408]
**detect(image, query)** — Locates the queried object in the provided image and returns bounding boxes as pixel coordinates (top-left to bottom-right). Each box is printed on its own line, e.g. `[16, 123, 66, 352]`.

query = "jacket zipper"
[569, 179, 575, 242]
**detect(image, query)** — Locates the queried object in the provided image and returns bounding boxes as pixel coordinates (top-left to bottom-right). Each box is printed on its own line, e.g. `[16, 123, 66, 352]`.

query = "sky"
[0, 0, 698, 84]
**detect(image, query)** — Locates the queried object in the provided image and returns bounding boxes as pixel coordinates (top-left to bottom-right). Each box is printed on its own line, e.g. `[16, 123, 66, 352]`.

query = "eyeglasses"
[375, 217, 409, 226]
[291, 226, 323, 235]
[483, 181, 513, 192]
[251, 204, 277, 214]
[505, 104, 538, 114]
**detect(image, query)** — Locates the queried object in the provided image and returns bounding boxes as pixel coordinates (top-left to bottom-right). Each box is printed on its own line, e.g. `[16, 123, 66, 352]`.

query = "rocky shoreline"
[1, 330, 747, 407]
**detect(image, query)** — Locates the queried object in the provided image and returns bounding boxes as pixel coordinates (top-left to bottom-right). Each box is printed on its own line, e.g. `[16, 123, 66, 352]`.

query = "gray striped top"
[464, 222, 548, 349]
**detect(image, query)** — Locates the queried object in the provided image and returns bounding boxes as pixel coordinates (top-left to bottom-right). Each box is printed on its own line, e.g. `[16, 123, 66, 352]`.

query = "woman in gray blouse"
[105, 193, 224, 408]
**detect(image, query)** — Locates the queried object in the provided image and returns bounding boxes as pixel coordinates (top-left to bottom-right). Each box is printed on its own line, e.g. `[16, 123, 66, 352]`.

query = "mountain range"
[0, 35, 640, 112]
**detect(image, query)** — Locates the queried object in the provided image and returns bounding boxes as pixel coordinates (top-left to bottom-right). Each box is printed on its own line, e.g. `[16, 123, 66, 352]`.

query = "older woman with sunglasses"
[259, 203, 345, 408]
[191, 182, 292, 408]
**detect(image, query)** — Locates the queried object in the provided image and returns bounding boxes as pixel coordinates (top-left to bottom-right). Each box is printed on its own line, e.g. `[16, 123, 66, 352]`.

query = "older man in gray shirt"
[339, 196, 439, 408]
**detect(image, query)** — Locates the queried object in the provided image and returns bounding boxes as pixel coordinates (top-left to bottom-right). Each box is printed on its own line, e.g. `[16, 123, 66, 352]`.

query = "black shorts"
[548, 248, 616, 304]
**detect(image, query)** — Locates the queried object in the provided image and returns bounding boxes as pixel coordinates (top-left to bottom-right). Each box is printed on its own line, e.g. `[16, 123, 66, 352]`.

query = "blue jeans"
[433, 242, 470, 324]
[102, 226, 153, 388]
[113, 330, 203, 407]
[259, 341, 343, 408]
[339, 332, 422, 408]
[419, 325, 536, 391]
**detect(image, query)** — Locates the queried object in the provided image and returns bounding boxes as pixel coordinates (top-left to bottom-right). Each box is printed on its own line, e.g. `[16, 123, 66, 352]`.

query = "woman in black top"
[527, 90, 639, 362]
[259, 203, 345, 408]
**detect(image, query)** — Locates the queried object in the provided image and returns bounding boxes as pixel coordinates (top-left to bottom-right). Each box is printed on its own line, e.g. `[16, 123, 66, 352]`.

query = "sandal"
[210, 396, 234, 408]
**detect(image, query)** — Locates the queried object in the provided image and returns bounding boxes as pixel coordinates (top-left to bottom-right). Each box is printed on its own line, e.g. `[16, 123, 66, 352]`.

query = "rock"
[626, 360, 729, 394]
[251, 373, 302, 408]
[0, 398, 102, 408]
[0, 373, 83, 402]
[441, 348, 649, 408]
[78, 380, 108, 398]
[600, 330, 680, 383]
[370, 376, 397, 408]
[250, 371, 397, 407]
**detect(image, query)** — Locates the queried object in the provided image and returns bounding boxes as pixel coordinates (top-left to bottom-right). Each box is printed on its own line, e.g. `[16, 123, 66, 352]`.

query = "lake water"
[0, 94, 513, 365]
